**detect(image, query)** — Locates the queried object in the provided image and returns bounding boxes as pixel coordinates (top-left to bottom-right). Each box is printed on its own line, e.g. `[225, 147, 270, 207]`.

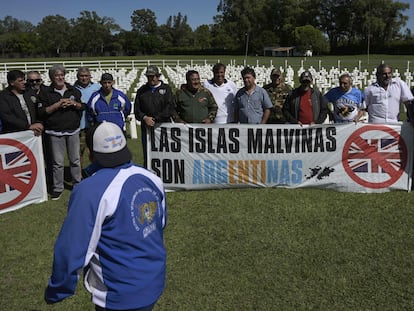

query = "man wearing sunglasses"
[26, 70, 47, 96]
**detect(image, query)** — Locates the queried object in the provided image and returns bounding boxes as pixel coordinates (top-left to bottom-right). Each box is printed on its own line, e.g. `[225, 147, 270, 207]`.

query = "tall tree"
[0, 16, 35, 33]
[193, 25, 212, 49]
[131, 9, 158, 34]
[215, 0, 411, 54]
[71, 11, 120, 56]
[317, 0, 410, 52]
[210, 15, 238, 50]
[291, 25, 330, 54]
[159, 13, 193, 48]
[217, 0, 268, 51]
[130, 9, 160, 54]
[0, 16, 36, 56]
[116, 30, 141, 56]
[36, 15, 71, 56]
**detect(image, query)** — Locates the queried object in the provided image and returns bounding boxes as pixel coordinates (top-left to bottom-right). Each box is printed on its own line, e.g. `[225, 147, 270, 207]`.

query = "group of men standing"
[1, 62, 413, 198]
[0, 66, 132, 200]
[135, 62, 413, 138]
[185, 62, 414, 127]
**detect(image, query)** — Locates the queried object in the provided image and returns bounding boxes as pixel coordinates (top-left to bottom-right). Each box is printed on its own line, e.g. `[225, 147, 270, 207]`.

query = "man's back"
[46, 161, 167, 309]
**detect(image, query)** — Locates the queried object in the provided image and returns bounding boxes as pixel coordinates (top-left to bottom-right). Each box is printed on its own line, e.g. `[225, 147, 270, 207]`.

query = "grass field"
[1, 55, 414, 310]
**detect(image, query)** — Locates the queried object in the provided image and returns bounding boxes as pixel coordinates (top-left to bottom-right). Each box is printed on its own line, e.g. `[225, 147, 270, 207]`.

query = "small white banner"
[0, 131, 47, 214]
[147, 123, 413, 193]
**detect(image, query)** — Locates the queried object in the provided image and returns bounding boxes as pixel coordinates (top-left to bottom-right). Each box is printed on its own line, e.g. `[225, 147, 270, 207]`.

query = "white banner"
[147, 123, 413, 193]
[0, 131, 47, 214]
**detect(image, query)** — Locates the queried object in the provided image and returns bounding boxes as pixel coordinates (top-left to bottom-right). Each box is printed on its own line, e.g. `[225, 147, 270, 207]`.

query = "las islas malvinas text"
[149, 126, 337, 186]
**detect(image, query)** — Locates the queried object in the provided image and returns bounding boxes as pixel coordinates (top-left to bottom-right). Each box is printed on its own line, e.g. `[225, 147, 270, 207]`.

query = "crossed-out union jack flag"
[347, 138, 403, 174]
[0, 150, 32, 194]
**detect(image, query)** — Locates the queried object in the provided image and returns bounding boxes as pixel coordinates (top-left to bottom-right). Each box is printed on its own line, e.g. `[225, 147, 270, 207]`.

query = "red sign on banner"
[0, 138, 38, 210]
[342, 125, 407, 189]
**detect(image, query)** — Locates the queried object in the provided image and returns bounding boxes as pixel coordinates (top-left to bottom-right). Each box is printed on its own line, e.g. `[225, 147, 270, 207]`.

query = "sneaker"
[50, 191, 62, 201]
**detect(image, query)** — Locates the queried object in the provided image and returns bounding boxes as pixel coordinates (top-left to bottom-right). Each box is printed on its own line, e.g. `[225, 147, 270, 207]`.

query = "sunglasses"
[27, 79, 42, 83]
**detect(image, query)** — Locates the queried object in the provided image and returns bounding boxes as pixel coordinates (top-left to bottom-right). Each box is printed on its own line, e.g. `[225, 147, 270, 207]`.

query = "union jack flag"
[0, 150, 32, 194]
[347, 138, 403, 174]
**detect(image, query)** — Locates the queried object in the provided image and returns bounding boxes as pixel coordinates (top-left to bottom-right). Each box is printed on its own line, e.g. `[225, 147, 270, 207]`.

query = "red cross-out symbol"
[0, 138, 38, 210]
[342, 125, 407, 189]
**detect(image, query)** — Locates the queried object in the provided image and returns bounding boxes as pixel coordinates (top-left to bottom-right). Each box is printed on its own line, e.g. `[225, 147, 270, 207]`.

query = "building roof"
[264, 46, 295, 52]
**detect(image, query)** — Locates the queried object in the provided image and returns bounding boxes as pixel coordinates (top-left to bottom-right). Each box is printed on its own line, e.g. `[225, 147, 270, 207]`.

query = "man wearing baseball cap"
[263, 68, 292, 124]
[45, 121, 167, 311]
[134, 65, 173, 168]
[283, 70, 328, 125]
[87, 73, 132, 133]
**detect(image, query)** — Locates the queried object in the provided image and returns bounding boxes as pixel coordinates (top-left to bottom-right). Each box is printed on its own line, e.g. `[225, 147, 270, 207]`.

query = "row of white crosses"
[161, 63, 414, 93]
[0, 63, 412, 103]
[298, 65, 413, 94]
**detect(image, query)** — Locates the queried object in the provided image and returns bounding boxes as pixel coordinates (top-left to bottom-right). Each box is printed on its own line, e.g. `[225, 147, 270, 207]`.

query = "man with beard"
[283, 70, 328, 125]
[364, 63, 413, 124]
[26, 70, 47, 96]
[233, 67, 272, 124]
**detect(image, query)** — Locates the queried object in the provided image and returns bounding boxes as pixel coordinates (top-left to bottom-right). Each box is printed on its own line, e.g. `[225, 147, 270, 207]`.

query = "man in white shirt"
[364, 63, 413, 124]
[203, 63, 237, 124]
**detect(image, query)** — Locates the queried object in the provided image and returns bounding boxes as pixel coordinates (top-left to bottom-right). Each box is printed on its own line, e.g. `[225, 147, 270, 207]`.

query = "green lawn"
[1, 187, 414, 310]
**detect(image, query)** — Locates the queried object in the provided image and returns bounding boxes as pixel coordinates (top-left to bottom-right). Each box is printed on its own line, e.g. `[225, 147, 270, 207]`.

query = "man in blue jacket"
[45, 121, 167, 311]
[87, 73, 132, 132]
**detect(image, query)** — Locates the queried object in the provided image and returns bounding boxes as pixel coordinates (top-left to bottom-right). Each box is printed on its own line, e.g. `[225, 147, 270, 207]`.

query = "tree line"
[1, 0, 413, 58]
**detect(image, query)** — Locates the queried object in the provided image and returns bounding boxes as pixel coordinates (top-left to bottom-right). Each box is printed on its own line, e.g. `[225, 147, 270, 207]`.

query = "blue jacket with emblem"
[87, 88, 132, 131]
[45, 162, 167, 310]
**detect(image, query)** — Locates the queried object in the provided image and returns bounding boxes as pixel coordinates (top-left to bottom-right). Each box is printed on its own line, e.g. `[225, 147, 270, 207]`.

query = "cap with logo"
[87, 122, 131, 168]
[145, 65, 160, 76]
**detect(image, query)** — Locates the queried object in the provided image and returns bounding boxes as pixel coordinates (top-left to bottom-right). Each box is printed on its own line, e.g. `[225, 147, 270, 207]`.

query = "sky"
[1, 0, 413, 32]
[1, 0, 220, 30]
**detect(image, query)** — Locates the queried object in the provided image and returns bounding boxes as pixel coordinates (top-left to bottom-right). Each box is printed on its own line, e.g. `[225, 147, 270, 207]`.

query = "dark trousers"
[95, 303, 155, 311]
[141, 123, 149, 169]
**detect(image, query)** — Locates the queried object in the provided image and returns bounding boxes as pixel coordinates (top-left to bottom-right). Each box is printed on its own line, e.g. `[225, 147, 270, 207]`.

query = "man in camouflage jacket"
[263, 68, 292, 124]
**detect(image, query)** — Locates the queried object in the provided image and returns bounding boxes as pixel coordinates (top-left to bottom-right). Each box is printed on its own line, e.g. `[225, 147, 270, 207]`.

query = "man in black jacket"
[38, 64, 85, 200]
[283, 70, 328, 125]
[134, 65, 174, 168]
[0, 70, 43, 135]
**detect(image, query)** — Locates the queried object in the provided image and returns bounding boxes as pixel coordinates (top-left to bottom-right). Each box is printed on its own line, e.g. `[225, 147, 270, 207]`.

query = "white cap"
[90, 122, 131, 167]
